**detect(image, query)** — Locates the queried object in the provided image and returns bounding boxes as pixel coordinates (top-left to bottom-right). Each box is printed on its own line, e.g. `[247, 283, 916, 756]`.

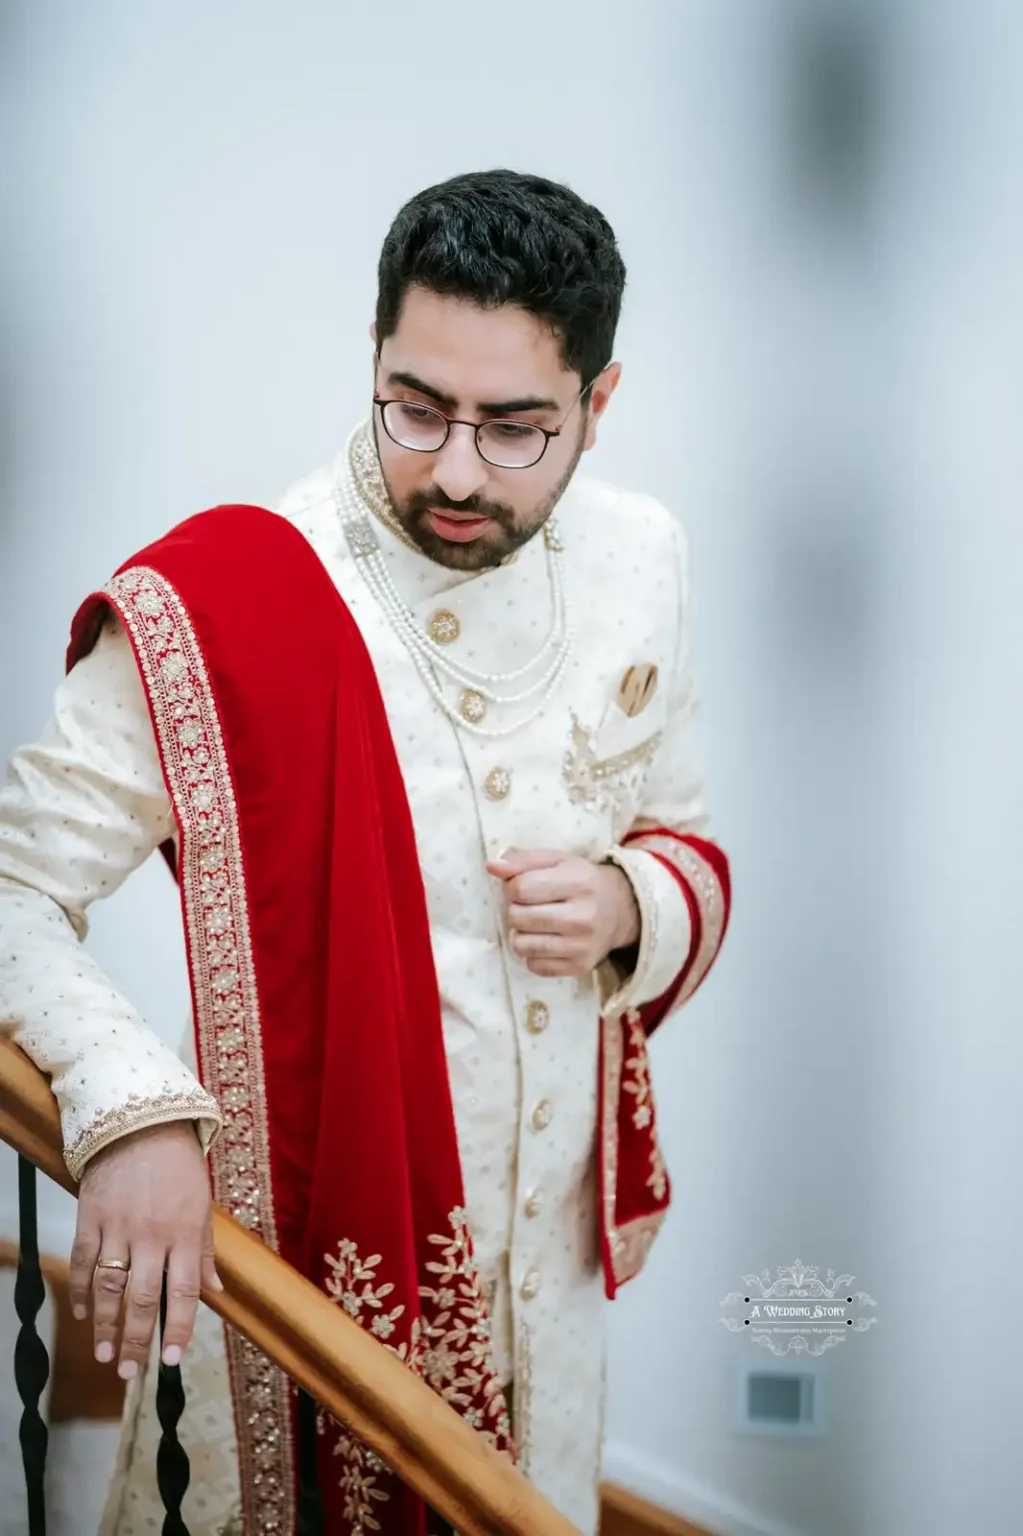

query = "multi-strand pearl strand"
[355, 514, 569, 704]
[334, 438, 573, 740]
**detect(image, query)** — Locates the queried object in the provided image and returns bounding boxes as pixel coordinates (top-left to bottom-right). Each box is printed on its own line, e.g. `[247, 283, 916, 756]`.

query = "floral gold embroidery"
[321, 1238, 409, 1532]
[647, 1141, 668, 1203]
[349, 423, 408, 542]
[65, 1088, 222, 1182]
[107, 566, 293, 1536]
[334, 1432, 391, 1534]
[325, 1242, 407, 1343]
[419, 1207, 511, 1444]
[614, 1213, 664, 1282]
[563, 711, 662, 821]
[623, 1012, 654, 1131]
[601, 1009, 669, 1287]
[321, 1212, 513, 1527]
[622, 1012, 669, 1202]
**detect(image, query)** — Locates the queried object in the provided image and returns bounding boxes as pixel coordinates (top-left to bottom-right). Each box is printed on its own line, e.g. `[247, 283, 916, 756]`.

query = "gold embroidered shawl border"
[107, 566, 295, 1536]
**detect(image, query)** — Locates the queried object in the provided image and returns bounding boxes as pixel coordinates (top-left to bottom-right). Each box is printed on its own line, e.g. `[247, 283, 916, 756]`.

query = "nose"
[432, 423, 489, 503]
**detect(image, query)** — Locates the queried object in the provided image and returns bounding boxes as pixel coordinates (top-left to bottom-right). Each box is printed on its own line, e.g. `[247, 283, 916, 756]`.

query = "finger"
[511, 931, 577, 962]
[507, 865, 586, 906]
[508, 901, 586, 936]
[68, 1211, 102, 1323]
[199, 1217, 224, 1301]
[91, 1241, 131, 1364]
[160, 1238, 203, 1368]
[527, 956, 584, 977]
[118, 1248, 167, 1379]
[486, 848, 569, 880]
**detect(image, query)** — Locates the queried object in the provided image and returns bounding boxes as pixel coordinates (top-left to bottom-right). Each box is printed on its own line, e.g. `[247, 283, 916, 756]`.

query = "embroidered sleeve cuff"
[599, 846, 693, 1015]
[65, 1089, 223, 1182]
[0, 881, 224, 1181]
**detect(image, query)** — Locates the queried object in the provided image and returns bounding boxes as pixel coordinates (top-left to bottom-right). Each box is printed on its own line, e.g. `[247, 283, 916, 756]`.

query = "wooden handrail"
[0, 1036, 580, 1536]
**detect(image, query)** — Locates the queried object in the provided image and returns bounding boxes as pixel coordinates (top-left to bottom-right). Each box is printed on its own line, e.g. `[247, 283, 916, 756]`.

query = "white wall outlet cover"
[735, 1357, 826, 1439]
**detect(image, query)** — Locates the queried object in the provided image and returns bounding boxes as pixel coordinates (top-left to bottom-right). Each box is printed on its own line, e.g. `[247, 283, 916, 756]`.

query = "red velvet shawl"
[69, 506, 511, 1536]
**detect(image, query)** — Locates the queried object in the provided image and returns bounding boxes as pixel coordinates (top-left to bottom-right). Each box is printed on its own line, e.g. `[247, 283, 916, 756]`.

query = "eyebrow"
[385, 370, 561, 417]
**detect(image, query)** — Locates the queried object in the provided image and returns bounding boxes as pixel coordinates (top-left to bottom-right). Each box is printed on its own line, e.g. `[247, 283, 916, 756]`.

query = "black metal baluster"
[14, 1154, 49, 1536]
[156, 1280, 191, 1535]
[295, 1388, 326, 1536]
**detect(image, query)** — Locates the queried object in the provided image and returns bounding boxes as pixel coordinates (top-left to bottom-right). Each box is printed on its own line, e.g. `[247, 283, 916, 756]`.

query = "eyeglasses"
[373, 379, 596, 470]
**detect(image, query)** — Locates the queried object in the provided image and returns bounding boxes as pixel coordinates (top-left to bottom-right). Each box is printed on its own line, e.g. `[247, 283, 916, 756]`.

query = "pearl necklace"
[335, 423, 574, 739]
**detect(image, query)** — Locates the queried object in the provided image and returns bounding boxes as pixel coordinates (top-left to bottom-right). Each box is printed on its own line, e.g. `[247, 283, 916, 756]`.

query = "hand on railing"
[69, 1120, 220, 1379]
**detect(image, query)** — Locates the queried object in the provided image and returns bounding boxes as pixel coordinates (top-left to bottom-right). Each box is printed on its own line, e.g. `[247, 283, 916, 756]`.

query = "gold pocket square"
[616, 663, 659, 718]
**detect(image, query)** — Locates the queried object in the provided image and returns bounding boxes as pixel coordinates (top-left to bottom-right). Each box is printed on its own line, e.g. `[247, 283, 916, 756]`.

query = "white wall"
[3, 4, 1020, 1535]
[862, 3, 1023, 1532]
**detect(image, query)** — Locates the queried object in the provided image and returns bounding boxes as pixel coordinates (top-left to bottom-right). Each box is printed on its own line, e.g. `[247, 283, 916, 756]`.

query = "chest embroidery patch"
[562, 711, 662, 819]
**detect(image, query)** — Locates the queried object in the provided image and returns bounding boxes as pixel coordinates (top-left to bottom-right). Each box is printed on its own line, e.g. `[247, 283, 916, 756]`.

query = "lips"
[426, 510, 493, 544]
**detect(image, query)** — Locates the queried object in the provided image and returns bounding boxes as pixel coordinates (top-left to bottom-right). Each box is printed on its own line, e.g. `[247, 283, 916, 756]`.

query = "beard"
[375, 420, 586, 572]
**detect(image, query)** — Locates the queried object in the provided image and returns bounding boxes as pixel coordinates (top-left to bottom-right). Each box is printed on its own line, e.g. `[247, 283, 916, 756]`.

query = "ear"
[369, 321, 378, 344]
[583, 363, 622, 450]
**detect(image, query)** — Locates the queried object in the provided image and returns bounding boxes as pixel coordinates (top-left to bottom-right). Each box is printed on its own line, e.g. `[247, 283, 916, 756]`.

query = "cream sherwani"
[0, 427, 710, 1536]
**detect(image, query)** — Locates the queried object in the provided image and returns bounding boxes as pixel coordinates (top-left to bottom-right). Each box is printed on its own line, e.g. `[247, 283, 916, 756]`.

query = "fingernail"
[95, 1342, 114, 1364]
[118, 1360, 138, 1380]
[162, 1345, 181, 1368]
[72, 1304, 88, 1322]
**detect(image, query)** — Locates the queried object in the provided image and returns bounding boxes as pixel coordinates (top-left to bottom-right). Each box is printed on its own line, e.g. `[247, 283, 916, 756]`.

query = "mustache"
[404, 487, 516, 527]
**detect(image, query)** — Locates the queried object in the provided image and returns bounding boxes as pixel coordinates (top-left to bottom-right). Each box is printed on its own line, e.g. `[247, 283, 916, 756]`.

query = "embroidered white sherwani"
[0, 427, 716, 1536]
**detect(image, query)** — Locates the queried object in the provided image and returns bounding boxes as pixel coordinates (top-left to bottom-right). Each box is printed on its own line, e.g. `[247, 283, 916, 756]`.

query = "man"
[0, 170, 729, 1536]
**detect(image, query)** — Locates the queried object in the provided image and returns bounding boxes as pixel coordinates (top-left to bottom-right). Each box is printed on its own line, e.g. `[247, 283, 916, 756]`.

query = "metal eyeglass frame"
[372, 376, 599, 470]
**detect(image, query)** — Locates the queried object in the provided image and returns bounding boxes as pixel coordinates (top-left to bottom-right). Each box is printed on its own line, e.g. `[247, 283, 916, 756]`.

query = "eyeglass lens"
[381, 401, 547, 468]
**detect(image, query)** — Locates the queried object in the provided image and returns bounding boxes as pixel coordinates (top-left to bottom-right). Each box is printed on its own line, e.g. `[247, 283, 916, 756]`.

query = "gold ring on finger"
[95, 1258, 131, 1273]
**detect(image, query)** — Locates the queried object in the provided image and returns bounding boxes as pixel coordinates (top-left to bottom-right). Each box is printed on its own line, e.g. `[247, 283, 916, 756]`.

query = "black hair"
[375, 169, 626, 386]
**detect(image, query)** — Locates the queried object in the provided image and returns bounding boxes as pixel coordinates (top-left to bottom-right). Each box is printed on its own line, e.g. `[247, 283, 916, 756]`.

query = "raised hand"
[487, 848, 640, 978]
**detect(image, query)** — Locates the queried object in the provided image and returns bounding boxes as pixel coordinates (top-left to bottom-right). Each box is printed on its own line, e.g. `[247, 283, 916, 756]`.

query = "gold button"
[519, 1268, 541, 1300]
[524, 1189, 544, 1219]
[458, 688, 487, 725]
[525, 1000, 549, 1036]
[531, 1099, 552, 1132]
[484, 766, 511, 801]
[428, 609, 460, 645]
